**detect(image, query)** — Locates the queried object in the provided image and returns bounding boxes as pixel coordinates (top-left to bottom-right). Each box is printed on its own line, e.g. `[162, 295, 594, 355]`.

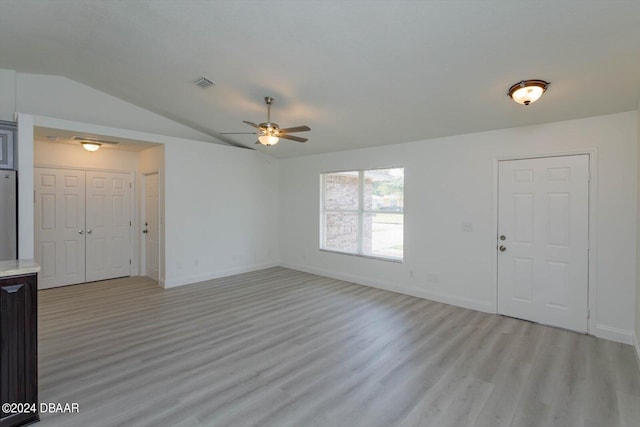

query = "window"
[321, 168, 404, 261]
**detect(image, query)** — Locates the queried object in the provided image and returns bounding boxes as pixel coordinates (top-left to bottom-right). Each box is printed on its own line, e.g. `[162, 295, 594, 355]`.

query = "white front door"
[35, 168, 86, 289]
[86, 171, 132, 282]
[497, 155, 589, 332]
[144, 173, 159, 281]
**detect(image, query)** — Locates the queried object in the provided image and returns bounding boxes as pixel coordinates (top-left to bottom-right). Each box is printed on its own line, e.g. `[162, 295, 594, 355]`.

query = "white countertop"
[0, 259, 40, 278]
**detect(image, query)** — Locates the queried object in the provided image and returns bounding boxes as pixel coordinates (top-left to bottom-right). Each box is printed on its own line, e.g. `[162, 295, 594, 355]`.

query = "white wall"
[1, 69, 222, 142]
[163, 140, 279, 287]
[16, 114, 34, 259]
[636, 102, 640, 361]
[280, 111, 638, 344]
[0, 69, 16, 121]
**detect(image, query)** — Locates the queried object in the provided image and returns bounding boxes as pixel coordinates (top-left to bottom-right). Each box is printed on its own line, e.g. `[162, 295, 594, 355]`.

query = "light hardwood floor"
[37, 267, 640, 426]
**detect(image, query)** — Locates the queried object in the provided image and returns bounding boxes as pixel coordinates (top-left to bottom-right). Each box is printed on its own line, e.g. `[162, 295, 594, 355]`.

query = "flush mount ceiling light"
[81, 142, 101, 152]
[508, 80, 550, 105]
[73, 136, 119, 152]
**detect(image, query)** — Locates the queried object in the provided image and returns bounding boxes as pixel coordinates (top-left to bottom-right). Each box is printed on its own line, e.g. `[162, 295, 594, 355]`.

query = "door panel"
[86, 171, 131, 282]
[497, 155, 589, 332]
[144, 173, 159, 281]
[34, 168, 86, 288]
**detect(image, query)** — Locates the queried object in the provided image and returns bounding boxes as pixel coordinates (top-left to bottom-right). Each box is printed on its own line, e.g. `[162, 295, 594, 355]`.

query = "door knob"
[78, 230, 84, 235]
[87, 229, 93, 234]
[499, 245, 507, 252]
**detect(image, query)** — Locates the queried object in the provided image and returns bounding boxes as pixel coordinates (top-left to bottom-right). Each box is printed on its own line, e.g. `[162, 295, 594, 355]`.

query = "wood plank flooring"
[37, 267, 640, 426]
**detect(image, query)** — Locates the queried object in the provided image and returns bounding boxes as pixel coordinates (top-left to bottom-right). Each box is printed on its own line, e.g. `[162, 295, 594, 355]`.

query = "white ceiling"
[1, 1, 640, 158]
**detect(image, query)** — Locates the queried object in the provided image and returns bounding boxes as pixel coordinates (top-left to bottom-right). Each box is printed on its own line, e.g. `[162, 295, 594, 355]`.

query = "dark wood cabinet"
[0, 273, 38, 427]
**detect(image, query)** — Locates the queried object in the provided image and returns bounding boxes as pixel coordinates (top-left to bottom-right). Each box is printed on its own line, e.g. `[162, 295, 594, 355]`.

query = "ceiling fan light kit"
[508, 79, 550, 105]
[223, 96, 310, 146]
[258, 134, 279, 146]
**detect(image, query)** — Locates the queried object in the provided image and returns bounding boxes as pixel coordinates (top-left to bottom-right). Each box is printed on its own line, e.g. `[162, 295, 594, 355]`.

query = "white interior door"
[497, 155, 589, 332]
[86, 171, 132, 282]
[144, 173, 159, 281]
[34, 168, 86, 289]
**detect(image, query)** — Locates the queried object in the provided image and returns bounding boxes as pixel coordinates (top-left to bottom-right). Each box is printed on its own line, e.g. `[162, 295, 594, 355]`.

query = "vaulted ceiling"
[1, 1, 640, 158]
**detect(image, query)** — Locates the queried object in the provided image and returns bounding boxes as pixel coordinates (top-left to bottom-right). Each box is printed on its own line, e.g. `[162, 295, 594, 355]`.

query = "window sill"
[319, 248, 404, 264]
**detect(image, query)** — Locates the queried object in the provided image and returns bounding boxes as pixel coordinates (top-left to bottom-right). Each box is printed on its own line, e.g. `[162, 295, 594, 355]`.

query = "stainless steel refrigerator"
[0, 170, 17, 260]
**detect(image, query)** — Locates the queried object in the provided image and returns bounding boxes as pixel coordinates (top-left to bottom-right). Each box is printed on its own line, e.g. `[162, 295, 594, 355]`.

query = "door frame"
[140, 171, 161, 281]
[492, 149, 598, 335]
[33, 164, 137, 278]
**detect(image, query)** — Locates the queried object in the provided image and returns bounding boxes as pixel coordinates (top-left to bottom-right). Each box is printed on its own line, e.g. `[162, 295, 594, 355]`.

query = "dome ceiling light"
[72, 136, 120, 152]
[508, 80, 550, 105]
[81, 142, 101, 152]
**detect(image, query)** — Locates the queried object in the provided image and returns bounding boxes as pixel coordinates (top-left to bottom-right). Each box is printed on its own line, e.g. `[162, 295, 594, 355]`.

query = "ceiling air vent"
[194, 77, 215, 88]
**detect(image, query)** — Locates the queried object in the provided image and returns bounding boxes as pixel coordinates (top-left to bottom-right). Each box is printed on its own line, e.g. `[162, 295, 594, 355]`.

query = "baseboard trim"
[280, 261, 494, 314]
[593, 324, 635, 345]
[162, 262, 279, 288]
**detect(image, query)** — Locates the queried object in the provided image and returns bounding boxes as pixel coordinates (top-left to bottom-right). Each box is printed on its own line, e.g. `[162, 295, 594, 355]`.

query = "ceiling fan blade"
[219, 132, 257, 135]
[279, 125, 311, 133]
[242, 120, 262, 129]
[279, 134, 308, 143]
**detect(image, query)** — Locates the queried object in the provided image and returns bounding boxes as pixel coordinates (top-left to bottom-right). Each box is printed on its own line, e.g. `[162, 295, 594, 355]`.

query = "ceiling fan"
[221, 97, 310, 146]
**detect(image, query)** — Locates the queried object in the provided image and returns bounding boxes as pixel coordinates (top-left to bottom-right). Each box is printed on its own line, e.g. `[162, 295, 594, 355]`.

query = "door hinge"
[129, 221, 132, 227]
[129, 182, 132, 189]
[129, 259, 132, 265]
[587, 309, 590, 319]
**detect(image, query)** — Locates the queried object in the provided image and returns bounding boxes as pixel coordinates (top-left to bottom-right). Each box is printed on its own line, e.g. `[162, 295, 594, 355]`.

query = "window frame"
[320, 167, 404, 263]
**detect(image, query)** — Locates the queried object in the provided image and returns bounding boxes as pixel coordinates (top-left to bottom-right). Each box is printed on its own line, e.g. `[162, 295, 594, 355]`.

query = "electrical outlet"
[462, 222, 473, 232]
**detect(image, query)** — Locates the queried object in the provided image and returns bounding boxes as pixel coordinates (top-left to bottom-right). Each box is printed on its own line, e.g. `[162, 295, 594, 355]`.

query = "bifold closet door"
[35, 168, 132, 288]
[85, 171, 132, 283]
[35, 168, 86, 289]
